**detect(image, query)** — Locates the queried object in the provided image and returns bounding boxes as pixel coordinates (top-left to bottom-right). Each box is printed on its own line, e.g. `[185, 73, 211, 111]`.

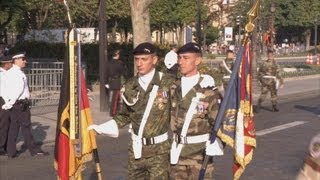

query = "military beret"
[12, 52, 26, 59]
[177, 42, 202, 54]
[0, 55, 13, 63]
[133, 42, 156, 55]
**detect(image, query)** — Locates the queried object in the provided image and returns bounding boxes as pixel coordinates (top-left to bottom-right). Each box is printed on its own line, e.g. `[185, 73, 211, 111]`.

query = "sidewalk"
[28, 74, 320, 146]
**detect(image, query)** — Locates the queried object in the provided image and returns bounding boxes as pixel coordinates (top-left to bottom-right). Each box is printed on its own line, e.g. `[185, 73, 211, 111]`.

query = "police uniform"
[0, 55, 12, 151]
[257, 55, 283, 112]
[170, 43, 223, 179]
[219, 58, 234, 90]
[4, 53, 44, 157]
[106, 56, 126, 116]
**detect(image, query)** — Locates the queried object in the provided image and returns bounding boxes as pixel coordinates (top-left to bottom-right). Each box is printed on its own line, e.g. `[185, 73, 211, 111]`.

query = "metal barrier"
[25, 62, 64, 114]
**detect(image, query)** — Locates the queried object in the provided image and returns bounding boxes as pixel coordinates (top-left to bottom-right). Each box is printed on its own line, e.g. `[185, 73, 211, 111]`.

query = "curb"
[284, 74, 320, 82]
[278, 89, 319, 103]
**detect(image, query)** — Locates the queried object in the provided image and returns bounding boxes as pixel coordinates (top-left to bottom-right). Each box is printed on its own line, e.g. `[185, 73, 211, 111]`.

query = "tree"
[129, 0, 156, 47]
[150, 0, 198, 46]
[204, 25, 219, 45]
[0, 1, 16, 43]
[276, 0, 320, 50]
[106, 0, 131, 43]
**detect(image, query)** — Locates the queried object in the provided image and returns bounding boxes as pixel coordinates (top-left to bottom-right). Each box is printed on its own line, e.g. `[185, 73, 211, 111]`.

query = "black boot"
[272, 105, 279, 112]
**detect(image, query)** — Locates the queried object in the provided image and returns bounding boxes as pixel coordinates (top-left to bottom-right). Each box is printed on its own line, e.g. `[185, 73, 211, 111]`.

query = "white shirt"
[164, 50, 178, 69]
[4, 64, 30, 105]
[181, 73, 200, 97]
[138, 68, 155, 91]
[0, 67, 8, 98]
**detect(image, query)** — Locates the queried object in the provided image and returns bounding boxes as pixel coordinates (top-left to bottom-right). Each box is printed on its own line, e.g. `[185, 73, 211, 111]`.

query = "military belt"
[173, 133, 209, 145]
[132, 132, 168, 146]
[263, 75, 276, 79]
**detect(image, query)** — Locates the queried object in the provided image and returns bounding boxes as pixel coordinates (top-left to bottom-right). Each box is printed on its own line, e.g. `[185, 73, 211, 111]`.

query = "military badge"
[155, 89, 168, 110]
[196, 101, 209, 114]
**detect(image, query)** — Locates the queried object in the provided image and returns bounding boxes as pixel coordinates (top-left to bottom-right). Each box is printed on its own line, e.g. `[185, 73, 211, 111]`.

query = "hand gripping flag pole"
[198, 0, 260, 180]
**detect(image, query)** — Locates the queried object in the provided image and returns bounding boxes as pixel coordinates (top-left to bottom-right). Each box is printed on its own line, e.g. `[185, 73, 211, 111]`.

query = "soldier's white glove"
[87, 119, 119, 138]
[205, 138, 224, 156]
[2, 103, 13, 110]
[105, 84, 110, 89]
[200, 74, 215, 88]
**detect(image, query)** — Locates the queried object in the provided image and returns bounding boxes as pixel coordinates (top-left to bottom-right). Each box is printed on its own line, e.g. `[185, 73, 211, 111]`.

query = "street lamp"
[314, 17, 319, 56]
[236, 15, 244, 48]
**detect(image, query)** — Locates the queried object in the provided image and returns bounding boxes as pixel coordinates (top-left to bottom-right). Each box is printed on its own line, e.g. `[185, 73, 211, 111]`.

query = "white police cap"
[12, 52, 26, 59]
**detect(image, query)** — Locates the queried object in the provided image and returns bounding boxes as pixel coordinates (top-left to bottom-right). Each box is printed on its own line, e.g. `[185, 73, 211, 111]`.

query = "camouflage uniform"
[257, 58, 283, 111]
[219, 58, 234, 90]
[170, 75, 221, 180]
[113, 71, 175, 179]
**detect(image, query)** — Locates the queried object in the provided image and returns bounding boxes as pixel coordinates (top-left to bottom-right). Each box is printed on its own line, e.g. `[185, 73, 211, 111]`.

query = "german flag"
[54, 29, 100, 180]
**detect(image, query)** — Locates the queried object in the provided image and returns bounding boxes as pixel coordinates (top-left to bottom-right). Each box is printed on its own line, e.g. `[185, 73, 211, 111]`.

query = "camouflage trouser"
[170, 154, 214, 180]
[259, 82, 277, 105]
[128, 151, 170, 180]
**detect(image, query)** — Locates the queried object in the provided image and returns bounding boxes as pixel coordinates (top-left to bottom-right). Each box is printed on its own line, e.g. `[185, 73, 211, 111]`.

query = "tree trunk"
[304, 29, 312, 51]
[129, 0, 155, 47]
[129, 0, 155, 74]
[177, 24, 185, 46]
[124, 28, 129, 43]
[111, 20, 118, 43]
[159, 27, 163, 44]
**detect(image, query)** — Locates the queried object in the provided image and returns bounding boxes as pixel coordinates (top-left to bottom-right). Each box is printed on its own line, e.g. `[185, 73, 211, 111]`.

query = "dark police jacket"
[107, 58, 126, 90]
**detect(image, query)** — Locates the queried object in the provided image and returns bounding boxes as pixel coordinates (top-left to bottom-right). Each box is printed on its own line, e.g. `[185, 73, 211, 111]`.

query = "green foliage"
[204, 25, 219, 45]
[276, 0, 320, 27]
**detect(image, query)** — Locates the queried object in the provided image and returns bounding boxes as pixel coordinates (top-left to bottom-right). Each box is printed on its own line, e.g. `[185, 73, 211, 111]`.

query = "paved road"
[1, 93, 319, 180]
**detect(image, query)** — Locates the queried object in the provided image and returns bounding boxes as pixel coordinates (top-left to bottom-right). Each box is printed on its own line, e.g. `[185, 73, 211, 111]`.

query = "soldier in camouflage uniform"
[89, 42, 175, 179]
[256, 49, 283, 112]
[170, 42, 224, 179]
[218, 50, 235, 91]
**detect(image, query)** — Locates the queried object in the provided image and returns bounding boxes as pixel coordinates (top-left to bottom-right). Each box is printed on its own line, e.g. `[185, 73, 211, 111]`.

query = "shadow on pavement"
[17, 122, 50, 153]
[294, 105, 320, 115]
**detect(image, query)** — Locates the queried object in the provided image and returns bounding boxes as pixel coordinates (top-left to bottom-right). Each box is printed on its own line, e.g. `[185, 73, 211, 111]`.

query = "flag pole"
[62, 1, 103, 179]
[198, 0, 261, 179]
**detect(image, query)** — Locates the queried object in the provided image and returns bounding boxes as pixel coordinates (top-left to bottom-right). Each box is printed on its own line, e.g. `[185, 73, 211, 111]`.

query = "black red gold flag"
[54, 29, 100, 180]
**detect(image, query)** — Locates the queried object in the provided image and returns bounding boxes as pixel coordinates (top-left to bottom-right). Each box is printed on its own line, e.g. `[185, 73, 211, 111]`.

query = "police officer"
[170, 42, 224, 179]
[89, 42, 175, 179]
[218, 49, 235, 91]
[106, 49, 126, 116]
[256, 49, 284, 112]
[0, 55, 13, 153]
[3, 52, 47, 158]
